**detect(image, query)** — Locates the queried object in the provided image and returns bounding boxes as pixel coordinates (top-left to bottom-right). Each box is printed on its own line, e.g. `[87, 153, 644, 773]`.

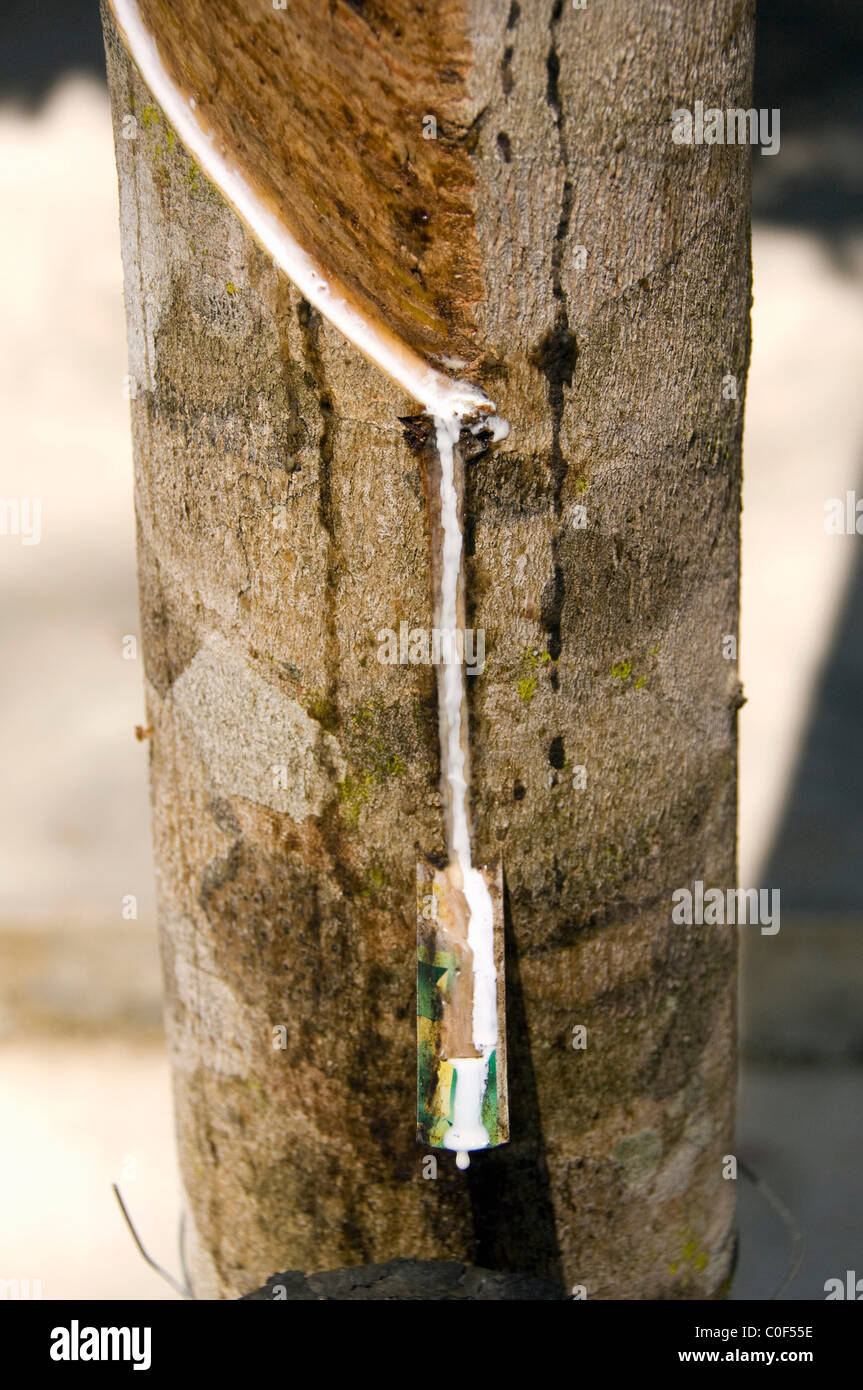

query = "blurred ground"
[0, 1038, 180, 1301]
[0, 3, 861, 1301]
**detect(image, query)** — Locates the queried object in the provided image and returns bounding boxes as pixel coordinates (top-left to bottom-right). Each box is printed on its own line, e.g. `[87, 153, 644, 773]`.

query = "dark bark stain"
[529, 0, 579, 674]
[297, 298, 340, 709]
[539, 562, 566, 663]
[467, 884, 565, 1288]
[136, 527, 200, 696]
[198, 839, 242, 913]
[501, 45, 514, 95]
[530, 311, 577, 495]
[209, 796, 242, 838]
[398, 413, 433, 455]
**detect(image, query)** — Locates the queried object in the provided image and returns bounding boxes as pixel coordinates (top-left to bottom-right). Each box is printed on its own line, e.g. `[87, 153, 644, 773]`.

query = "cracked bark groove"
[103, 0, 752, 1298]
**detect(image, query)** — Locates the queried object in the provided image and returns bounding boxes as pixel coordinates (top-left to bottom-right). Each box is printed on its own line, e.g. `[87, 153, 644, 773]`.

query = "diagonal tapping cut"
[107, 0, 490, 418]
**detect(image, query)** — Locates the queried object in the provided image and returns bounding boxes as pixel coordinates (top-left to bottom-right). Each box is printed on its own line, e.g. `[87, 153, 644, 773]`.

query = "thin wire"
[739, 1161, 806, 1300]
[112, 1184, 192, 1300]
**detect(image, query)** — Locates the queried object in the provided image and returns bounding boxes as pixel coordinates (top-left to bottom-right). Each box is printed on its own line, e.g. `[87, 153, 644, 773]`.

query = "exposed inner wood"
[123, 0, 485, 370]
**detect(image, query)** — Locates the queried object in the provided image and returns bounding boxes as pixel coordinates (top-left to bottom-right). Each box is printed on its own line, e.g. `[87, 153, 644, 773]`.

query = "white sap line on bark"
[434, 415, 506, 1170]
[110, 0, 510, 1167]
[435, 414, 471, 872]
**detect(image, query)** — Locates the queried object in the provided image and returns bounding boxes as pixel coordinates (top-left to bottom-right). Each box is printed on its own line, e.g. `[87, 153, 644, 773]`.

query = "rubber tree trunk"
[103, 0, 751, 1299]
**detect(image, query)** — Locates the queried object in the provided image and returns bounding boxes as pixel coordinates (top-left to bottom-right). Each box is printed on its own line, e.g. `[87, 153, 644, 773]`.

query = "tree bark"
[103, 0, 752, 1299]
